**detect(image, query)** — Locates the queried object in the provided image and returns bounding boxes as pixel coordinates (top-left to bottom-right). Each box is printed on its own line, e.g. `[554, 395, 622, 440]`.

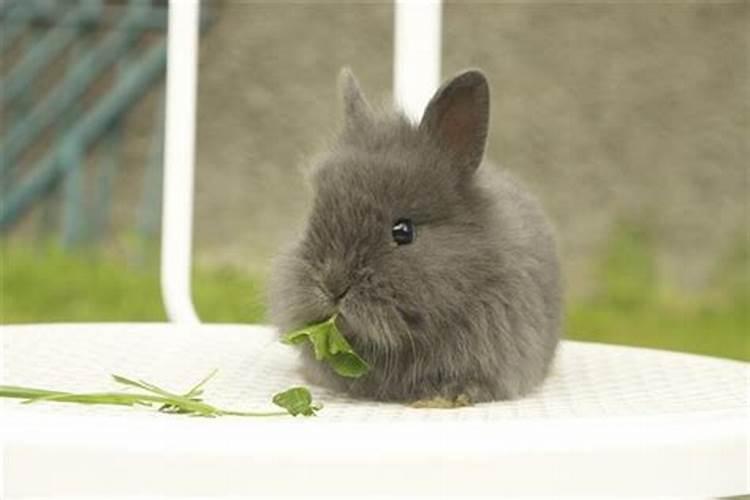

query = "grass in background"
[0, 243, 266, 324]
[566, 225, 748, 362]
[2, 226, 747, 361]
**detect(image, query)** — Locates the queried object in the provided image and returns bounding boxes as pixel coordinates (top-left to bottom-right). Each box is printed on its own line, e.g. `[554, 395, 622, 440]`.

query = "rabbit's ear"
[339, 68, 372, 129]
[420, 70, 489, 175]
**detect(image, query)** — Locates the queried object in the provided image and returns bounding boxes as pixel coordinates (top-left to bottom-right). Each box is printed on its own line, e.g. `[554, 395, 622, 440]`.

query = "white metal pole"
[161, 0, 200, 324]
[393, 0, 442, 122]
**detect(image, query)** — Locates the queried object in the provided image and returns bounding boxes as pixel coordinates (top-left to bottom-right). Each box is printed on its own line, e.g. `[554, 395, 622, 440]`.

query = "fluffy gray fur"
[269, 68, 563, 403]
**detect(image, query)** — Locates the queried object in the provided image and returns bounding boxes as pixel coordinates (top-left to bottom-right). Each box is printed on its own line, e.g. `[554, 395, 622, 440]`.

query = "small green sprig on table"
[0, 317, 369, 418]
[0, 369, 321, 417]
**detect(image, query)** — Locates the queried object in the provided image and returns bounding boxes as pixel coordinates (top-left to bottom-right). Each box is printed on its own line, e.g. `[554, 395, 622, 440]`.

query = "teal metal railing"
[1, 2, 152, 177]
[1, 1, 102, 108]
[0, 0, 210, 245]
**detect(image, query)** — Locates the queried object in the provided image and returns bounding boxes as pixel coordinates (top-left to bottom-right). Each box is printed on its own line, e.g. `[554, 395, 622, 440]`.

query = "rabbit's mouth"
[334, 303, 408, 354]
[332, 312, 356, 339]
[333, 311, 376, 351]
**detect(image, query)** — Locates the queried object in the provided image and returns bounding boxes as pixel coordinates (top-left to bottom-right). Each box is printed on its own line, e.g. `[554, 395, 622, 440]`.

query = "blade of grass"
[183, 368, 219, 399]
[0, 386, 68, 399]
[112, 374, 206, 414]
[112, 374, 182, 399]
[23, 392, 152, 406]
[217, 409, 290, 417]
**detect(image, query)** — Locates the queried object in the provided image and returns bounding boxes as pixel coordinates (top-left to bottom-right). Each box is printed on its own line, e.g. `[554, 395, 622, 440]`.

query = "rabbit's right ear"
[420, 70, 489, 177]
[339, 68, 372, 129]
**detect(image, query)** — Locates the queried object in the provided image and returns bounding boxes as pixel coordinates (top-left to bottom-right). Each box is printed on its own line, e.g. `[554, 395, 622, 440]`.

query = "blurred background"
[0, 0, 747, 361]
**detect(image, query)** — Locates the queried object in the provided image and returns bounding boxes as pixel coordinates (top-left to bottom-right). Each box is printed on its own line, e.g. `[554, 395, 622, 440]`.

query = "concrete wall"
[183, 1, 747, 299]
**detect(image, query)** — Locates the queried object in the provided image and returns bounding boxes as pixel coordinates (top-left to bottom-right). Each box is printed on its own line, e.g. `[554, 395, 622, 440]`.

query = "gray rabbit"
[270, 69, 562, 405]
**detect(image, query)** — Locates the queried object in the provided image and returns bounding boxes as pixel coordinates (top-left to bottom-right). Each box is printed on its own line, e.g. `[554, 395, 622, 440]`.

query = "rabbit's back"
[479, 164, 563, 396]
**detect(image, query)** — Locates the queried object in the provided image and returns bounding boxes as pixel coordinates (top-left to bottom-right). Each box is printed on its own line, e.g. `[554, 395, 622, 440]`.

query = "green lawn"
[1, 229, 747, 362]
[0, 243, 266, 324]
[566, 226, 748, 361]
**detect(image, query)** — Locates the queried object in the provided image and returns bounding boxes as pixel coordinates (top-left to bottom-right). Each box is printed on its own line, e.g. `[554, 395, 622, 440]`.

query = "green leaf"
[281, 315, 370, 378]
[326, 326, 370, 377]
[272, 387, 321, 416]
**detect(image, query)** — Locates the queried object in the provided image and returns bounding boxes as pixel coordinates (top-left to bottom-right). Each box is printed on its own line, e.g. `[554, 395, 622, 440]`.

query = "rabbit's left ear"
[339, 68, 372, 129]
[420, 70, 489, 176]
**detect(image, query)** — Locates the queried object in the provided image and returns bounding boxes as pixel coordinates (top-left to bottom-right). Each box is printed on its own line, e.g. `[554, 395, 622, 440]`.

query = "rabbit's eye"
[392, 218, 415, 245]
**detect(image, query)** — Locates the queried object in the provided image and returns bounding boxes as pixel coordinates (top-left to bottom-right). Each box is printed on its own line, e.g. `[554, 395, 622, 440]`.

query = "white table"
[2, 323, 748, 498]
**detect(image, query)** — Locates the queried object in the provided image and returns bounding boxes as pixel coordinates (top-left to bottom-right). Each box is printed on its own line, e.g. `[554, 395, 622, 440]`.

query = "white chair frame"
[160, 0, 442, 324]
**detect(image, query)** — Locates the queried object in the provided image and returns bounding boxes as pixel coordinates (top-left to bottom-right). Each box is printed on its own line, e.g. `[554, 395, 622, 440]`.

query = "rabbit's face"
[271, 69, 493, 355]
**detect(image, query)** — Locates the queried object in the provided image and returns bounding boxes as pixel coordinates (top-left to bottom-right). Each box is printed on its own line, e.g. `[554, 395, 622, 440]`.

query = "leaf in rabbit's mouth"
[281, 315, 370, 378]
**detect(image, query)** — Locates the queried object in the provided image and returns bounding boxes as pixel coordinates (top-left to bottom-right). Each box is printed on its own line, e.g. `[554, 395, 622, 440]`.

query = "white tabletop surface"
[1, 323, 748, 497]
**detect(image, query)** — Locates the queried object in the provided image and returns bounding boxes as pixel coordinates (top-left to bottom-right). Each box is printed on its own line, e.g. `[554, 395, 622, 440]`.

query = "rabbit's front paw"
[410, 393, 472, 409]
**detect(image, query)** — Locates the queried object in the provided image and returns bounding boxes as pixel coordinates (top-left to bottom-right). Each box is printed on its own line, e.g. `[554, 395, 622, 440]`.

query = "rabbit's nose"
[322, 274, 351, 302]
